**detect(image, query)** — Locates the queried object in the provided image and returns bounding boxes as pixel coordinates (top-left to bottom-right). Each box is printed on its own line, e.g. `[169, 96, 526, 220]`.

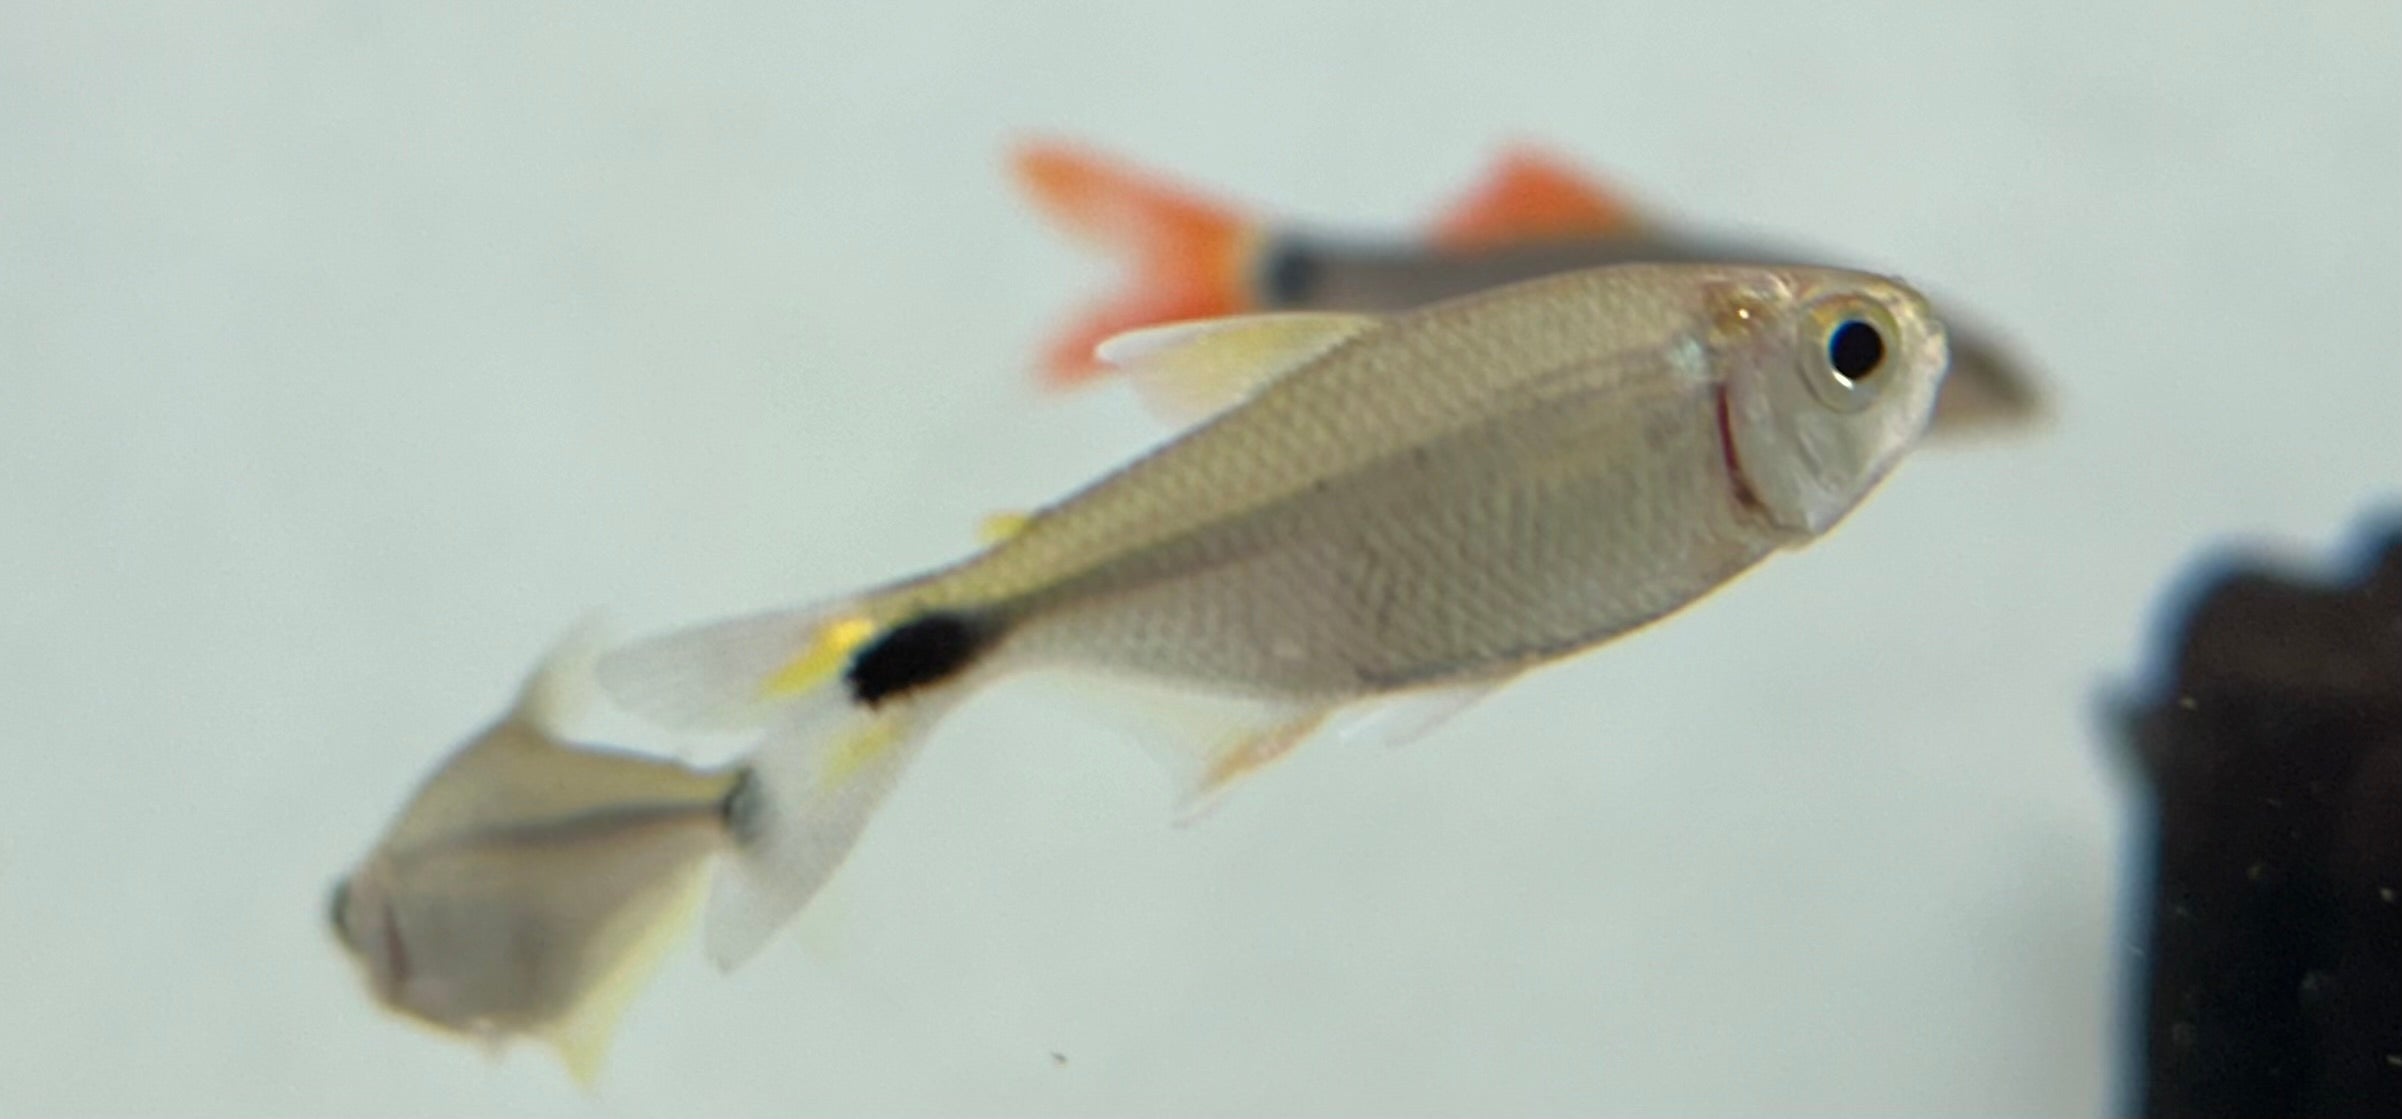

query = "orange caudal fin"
[1011, 140, 1258, 389]
[1429, 146, 1644, 250]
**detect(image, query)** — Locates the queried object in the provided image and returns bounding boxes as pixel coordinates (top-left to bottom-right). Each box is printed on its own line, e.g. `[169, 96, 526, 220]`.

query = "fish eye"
[1799, 295, 1902, 412]
[1826, 320, 1885, 383]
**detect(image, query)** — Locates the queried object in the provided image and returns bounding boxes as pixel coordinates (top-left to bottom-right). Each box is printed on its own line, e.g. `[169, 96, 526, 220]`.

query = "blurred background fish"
[329, 631, 740, 1084]
[1014, 139, 2041, 438]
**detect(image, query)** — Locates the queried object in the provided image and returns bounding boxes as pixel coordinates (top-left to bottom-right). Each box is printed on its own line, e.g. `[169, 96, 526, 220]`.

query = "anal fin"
[539, 862, 711, 1089]
[1045, 672, 1335, 821]
[1051, 672, 1517, 821]
[1180, 710, 1330, 823]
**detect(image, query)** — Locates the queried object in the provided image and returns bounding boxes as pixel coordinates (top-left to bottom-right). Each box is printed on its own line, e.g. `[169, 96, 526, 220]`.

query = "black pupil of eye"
[1827, 319, 1885, 381]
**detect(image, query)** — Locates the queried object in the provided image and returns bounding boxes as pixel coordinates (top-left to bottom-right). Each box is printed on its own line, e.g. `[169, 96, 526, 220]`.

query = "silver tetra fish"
[329, 632, 742, 1084]
[597, 262, 1951, 973]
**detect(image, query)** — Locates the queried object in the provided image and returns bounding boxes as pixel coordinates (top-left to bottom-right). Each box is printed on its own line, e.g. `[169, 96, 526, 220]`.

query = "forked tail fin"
[704, 692, 938, 968]
[1011, 139, 1261, 388]
[596, 601, 947, 970]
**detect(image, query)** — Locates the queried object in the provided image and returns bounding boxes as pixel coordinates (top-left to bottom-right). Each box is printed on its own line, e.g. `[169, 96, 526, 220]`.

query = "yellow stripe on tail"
[760, 616, 877, 700]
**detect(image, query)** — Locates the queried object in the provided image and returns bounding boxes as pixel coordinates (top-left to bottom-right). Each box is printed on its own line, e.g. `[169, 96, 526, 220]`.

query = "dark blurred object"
[2119, 520, 2402, 1118]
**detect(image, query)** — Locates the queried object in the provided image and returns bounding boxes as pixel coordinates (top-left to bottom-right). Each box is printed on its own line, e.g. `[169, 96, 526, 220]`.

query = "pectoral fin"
[1319, 676, 1511, 751]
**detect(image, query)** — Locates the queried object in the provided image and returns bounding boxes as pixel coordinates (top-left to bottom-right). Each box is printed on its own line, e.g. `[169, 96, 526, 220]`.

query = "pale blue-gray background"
[2, 2, 2395, 1114]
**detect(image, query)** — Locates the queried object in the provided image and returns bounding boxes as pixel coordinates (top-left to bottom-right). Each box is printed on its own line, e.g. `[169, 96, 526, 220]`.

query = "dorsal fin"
[507, 616, 611, 737]
[1096, 312, 1381, 424]
[1429, 147, 1642, 248]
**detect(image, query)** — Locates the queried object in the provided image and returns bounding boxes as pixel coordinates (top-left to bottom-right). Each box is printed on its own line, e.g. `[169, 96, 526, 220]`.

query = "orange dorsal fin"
[1429, 147, 1642, 249]
[1012, 140, 1258, 388]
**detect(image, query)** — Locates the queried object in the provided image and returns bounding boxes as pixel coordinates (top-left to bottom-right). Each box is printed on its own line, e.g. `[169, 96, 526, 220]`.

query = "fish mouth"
[1713, 384, 1764, 513]
[374, 896, 414, 995]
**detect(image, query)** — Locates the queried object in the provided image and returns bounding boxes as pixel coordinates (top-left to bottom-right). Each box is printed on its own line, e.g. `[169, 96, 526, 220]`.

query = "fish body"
[599, 262, 1950, 972]
[330, 634, 739, 1083]
[922, 274, 1834, 691]
[1013, 141, 2037, 435]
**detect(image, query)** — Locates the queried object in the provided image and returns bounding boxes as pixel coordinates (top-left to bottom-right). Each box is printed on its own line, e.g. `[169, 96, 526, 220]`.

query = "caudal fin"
[705, 695, 937, 968]
[1011, 139, 1260, 389]
[596, 602, 943, 970]
[596, 600, 874, 731]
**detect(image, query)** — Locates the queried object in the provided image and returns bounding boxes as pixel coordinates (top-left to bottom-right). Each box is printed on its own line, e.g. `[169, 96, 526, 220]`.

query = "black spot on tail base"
[845, 611, 992, 707]
[1258, 243, 1323, 305]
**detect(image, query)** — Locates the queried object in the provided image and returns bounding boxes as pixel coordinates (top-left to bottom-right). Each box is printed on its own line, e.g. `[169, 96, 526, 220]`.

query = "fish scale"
[901, 269, 1780, 691]
[917, 267, 1731, 616]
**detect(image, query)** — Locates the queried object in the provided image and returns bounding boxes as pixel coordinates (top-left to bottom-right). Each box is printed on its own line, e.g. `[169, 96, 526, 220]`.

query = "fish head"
[1718, 267, 1950, 536]
[327, 860, 415, 1009]
[329, 852, 555, 1037]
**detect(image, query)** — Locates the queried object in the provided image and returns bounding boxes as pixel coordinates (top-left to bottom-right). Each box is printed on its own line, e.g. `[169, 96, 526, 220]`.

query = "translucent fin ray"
[540, 864, 710, 1088]
[706, 694, 943, 969]
[1099, 312, 1380, 424]
[596, 600, 873, 732]
[1318, 676, 1510, 752]
[1041, 671, 1334, 820]
[509, 614, 613, 737]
